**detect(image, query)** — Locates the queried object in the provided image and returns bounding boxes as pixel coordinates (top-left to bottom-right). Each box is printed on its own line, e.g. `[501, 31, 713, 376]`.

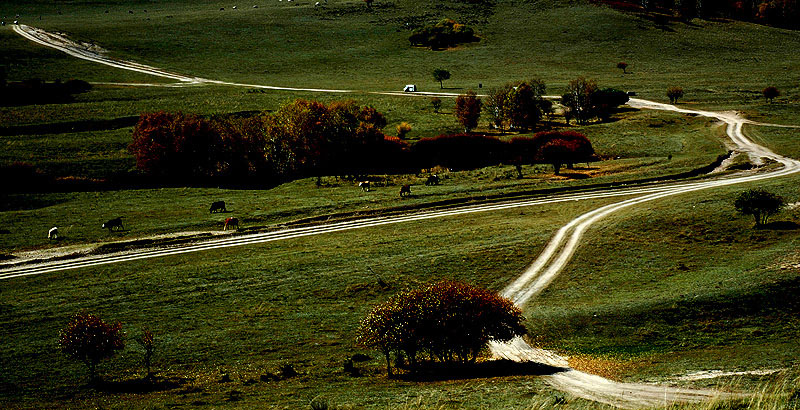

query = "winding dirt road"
[8, 24, 800, 408]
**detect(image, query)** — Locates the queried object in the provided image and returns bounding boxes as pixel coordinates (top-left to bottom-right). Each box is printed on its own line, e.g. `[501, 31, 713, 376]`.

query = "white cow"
[48, 227, 59, 240]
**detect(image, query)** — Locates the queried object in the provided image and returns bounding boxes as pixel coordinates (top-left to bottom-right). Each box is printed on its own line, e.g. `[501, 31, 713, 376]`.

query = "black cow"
[399, 184, 411, 198]
[210, 201, 227, 213]
[425, 174, 440, 186]
[102, 217, 124, 231]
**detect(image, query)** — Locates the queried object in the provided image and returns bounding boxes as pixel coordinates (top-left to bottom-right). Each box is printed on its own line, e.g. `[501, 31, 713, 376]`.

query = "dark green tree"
[763, 86, 780, 103]
[734, 188, 785, 226]
[433, 68, 451, 89]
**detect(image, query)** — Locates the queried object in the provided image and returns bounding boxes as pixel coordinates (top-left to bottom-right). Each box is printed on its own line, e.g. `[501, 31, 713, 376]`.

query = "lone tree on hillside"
[356, 281, 526, 376]
[454, 91, 482, 132]
[763, 86, 780, 103]
[431, 97, 442, 113]
[667, 86, 684, 104]
[734, 188, 785, 226]
[137, 328, 155, 379]
[59, 312, 125, 384]
[433, 68, 451, 89]
[616, 61, 628, 74]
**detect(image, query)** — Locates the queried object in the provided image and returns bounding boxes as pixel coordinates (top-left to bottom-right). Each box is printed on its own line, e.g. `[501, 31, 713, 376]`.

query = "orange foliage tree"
[356, 281, 526, 376]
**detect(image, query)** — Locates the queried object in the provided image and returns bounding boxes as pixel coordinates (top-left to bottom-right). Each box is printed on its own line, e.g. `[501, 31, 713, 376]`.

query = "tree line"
[129, 99, 599, 183]
[610, 0, 800, 29]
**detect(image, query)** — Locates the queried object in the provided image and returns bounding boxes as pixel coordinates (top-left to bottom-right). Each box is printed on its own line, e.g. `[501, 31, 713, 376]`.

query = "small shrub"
[763, 86, 780, 103]
[431, 97, 442, 112]
[396, 122, 412, 139]
[666, 86, 684, 104]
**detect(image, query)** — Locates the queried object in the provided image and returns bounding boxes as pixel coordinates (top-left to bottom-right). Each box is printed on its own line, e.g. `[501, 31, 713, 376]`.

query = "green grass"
[0, 199, 617, 409]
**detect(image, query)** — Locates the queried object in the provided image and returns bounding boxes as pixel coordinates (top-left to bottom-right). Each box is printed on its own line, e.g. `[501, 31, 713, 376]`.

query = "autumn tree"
[561, 77, 598, 124]
[396, 122, 412, 139]
[533, 131, 596, 174]
[356, 281, 526, 376]
[454, 91, 482, 132]
[129, 111, 222, 178]
[137, 329, 155, 379]
[667, 86, 684, 104]
[431, 97, 442, 113]
[59, 313, 125, 384]
[433, 68, 451, 89]
[616, 61, 628, 74]
[483, 80, 546, 132]
[763, 86, 780, 103]
[734, 188, 785, 226]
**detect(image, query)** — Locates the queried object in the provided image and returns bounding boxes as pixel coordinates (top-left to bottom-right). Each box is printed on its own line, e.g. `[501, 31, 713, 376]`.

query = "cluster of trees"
[414, 131, 597, 174]
[129, 99, 405, 183]
[561, 78, 630, 124]
[356, 281, 526, 375]
[452, 78, 628, 133]
[59, 312, 154, 384]
[630, 0, 800, 28]
[0, 77, 91, 106]
[409, 19, 478, 49]
[484, 80, 549, 132]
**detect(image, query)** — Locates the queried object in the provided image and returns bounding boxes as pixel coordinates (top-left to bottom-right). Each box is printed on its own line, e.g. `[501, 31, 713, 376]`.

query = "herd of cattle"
[46, 178, 441, 240]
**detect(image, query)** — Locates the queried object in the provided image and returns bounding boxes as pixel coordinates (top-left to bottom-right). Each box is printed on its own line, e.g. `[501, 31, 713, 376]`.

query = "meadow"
[1, 0, 799, 408]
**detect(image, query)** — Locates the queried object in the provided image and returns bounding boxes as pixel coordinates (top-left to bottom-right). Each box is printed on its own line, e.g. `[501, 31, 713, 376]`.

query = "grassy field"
[2, 0, 800, 408]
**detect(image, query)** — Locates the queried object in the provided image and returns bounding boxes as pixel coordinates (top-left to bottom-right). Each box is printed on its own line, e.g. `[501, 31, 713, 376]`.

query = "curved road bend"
[10, 24, 800, 408]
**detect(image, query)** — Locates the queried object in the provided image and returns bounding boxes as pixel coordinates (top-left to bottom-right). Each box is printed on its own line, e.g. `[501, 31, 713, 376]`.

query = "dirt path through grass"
[11, 23, 800, 409]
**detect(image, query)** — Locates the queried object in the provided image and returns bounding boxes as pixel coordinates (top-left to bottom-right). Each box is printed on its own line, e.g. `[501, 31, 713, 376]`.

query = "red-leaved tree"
[59, 312, 125, 384]
[356, 281, 526, 376]
[454, 91, 482, 132]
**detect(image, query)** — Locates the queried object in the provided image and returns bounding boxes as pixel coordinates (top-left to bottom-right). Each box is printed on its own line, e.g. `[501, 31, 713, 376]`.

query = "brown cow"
[399, 184, 411, 198]
[224, 217, 239, 231]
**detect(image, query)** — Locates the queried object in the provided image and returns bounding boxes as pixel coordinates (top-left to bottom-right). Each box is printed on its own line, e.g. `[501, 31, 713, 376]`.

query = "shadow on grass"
[396, 359, 567, 382]
[96, 376, 184, 394]
[558, 172, 591, 180]
[759, 220, 800, 230]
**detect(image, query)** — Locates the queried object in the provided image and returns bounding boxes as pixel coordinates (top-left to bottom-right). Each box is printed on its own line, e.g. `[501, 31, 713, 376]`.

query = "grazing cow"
[399, 184, 411, 198]
[315, 1, 320, 6]
[48, 227, 58, 240]
[359, 181, 370, 192]
[102, 217, 124, 232]
[210, 201, 227, 213]
[220, 7, 225, 10]
[232, 5, 237, 9]
[425, 174, 440, 186]
[253, 5, 259, 8]
[128, 10, 133, 14]
[224, 217, 239, 231]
